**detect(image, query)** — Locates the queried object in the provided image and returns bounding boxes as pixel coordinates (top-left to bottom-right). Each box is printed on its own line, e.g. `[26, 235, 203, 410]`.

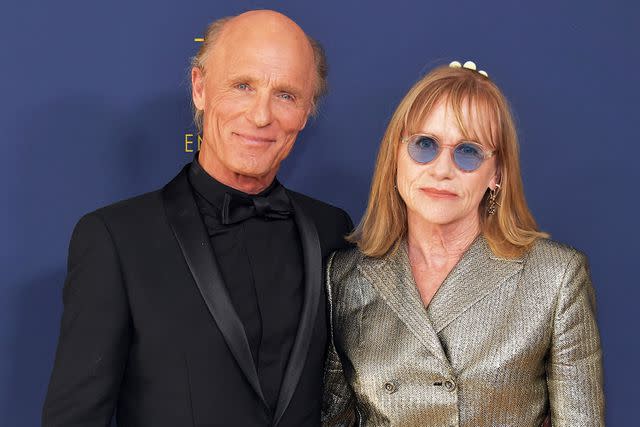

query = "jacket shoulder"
[287, 190, 354, 253]
[527, 237, 585, 262]
[524, 237, 588, 279]
[327, 246, 364, 286]
[287, 190, 351, 224]
[81, 189, 165, 230]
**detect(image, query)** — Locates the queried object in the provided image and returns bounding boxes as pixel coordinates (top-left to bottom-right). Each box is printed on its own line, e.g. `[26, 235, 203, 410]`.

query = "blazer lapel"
[427, 236, 524, 334]
[273, 193, 322, 426]
[161, 166, 267, 408]
[358, 242, 449, 365]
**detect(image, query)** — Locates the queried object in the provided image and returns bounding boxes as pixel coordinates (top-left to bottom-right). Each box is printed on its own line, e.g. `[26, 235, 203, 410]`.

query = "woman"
[322, 61, 604, 426]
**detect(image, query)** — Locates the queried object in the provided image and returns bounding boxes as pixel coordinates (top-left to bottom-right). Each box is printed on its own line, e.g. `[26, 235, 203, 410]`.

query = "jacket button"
[383, 381, 398, 394]
[444, 380, 456, 392]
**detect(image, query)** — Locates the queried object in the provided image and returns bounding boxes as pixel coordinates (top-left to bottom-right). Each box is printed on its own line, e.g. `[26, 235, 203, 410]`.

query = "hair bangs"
[403, 75, 502, 151]
[403, 85, 445, 137]
[449, 89, 502, 152]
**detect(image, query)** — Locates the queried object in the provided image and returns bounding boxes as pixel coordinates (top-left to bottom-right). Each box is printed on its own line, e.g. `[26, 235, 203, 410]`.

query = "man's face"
[192, 16, 316, 192]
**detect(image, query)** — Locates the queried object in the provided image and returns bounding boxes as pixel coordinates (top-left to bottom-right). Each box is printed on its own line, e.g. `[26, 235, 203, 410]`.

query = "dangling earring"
[487, 183, 501, 216]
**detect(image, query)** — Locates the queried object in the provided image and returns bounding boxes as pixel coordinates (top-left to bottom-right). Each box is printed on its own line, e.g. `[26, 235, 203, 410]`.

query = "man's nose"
[246, 92, 273, 127]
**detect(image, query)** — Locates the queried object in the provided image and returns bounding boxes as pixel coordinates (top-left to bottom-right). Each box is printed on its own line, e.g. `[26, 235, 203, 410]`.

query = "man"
[43, 10, 352, 427]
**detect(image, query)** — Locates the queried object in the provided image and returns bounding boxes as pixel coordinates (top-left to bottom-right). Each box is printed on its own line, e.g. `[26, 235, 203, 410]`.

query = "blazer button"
[444, 380, 456, 392]
[383, 381, 398, 394]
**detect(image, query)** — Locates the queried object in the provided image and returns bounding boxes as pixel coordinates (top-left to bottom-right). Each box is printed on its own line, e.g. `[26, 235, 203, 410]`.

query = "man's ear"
[191, 67, 206, 111]
[299, 114, 309, 131]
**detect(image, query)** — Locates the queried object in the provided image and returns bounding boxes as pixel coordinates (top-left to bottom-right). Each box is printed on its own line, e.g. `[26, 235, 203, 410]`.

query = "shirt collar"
[188, 152, 281, 209]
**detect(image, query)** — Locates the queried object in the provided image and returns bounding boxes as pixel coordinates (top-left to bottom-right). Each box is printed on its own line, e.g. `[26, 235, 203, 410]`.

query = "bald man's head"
[189, 10, 327, 193]
[191, 10, 328, 131]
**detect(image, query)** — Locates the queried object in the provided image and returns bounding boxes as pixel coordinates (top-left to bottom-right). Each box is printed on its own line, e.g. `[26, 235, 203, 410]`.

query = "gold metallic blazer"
[322, 236, 604, 427]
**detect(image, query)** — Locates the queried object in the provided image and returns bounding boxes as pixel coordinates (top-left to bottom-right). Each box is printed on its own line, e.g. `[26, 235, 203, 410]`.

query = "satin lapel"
[427, 236, 524, 334]
[273, 193, 322, 426]
[161, 167, 267, 408]
[357, 242, 449, 365]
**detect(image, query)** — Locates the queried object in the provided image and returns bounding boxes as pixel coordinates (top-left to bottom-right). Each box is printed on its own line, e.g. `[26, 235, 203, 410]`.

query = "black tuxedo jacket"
[42, 166, 353, 427]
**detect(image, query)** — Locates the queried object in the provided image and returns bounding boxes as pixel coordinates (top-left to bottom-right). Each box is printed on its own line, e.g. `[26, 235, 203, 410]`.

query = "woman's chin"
[409, 206, 478, 229]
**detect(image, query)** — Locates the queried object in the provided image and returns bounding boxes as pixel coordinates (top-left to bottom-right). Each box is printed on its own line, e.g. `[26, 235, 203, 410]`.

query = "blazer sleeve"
[42, 213, 131, 427]
[546, 251, 605, 426]
[322, 252, 356, 427]
[341, 209, 354, 236]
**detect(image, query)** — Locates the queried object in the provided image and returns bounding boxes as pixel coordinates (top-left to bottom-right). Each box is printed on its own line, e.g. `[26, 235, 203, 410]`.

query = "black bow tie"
[220, 185, 293, 225]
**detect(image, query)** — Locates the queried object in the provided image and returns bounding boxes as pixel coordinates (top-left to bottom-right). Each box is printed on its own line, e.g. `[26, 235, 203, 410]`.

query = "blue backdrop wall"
[2, 0, 638, 425]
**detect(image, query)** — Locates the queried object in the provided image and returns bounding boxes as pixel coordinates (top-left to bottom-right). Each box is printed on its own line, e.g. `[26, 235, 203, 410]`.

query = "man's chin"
[230, 163, 277, 181]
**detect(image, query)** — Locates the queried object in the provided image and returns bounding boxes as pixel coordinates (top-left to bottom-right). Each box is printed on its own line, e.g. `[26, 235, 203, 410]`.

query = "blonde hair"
[349, 65, 548, 259]
[190, 16, 328, 132]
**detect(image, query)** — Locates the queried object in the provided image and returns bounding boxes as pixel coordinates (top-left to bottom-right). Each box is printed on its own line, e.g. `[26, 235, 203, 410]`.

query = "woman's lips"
[420, 187, 458, 199]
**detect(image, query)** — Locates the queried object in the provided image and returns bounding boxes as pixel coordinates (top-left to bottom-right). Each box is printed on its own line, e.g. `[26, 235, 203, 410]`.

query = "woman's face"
[396, 100, 498, 228]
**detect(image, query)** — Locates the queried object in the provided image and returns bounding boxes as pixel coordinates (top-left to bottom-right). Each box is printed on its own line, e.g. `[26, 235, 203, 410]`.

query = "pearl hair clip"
[449, 60, 489, 78]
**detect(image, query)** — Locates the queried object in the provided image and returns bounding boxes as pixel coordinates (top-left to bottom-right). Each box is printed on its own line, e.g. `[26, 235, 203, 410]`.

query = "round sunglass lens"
[454, 143, 484, 171]
[408, 136, 438, 164]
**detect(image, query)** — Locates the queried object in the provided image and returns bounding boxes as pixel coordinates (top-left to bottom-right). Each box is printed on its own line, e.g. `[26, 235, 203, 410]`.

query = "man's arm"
[43, 213, 131, 427]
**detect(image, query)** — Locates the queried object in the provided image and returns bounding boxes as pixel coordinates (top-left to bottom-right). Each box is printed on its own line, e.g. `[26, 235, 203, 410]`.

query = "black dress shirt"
[188, 158, 303, 414]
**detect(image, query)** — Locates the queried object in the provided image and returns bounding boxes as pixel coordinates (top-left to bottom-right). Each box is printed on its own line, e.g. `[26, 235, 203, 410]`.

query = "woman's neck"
[406, 212, 480, 271]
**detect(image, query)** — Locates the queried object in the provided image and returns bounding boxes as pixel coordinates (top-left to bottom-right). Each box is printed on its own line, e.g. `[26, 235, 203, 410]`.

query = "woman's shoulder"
[327, 246, 365, 286]
[523, 237, 589, 276]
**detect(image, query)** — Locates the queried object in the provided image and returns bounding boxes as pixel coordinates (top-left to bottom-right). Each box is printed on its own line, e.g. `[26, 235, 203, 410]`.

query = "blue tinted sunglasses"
[403, 134, 495, 172]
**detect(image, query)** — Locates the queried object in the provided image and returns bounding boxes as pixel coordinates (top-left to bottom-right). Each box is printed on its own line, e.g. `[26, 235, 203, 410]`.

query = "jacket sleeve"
[546, 251, 605, 426]
[42, 213, 131, 427]
[341, 209, 354, 236]
[322, 252, 356, 427]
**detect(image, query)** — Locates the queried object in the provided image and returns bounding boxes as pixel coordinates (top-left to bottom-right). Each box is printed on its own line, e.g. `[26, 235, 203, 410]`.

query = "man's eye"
[236, 83, 250, 90]
[279, 93, 294, 101]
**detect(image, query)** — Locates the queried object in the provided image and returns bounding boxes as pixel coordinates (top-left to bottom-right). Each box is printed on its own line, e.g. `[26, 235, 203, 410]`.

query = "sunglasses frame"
[402, 133, 495, 172]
